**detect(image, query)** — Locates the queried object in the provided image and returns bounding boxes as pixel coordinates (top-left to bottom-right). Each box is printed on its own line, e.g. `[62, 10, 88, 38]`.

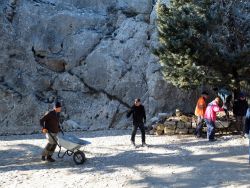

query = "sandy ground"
[0, 130, 250, 188]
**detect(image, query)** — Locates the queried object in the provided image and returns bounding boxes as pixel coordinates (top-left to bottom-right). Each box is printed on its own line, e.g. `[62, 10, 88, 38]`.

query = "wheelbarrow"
[49, 132, 90, 165]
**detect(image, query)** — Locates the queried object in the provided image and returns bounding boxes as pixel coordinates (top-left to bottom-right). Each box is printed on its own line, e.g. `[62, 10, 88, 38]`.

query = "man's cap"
[55, 101, 62, 108]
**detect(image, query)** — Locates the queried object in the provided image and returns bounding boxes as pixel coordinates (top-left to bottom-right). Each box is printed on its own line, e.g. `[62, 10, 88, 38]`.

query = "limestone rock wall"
[0, 0, 199, 135]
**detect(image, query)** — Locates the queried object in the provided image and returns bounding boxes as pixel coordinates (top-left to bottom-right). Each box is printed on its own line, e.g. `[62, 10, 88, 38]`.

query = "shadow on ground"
[0, 129, 132, 141]
[0, 133, 249, 187]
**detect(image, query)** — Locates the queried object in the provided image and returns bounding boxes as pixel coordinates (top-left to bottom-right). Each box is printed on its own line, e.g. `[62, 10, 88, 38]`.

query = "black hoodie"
[233, 99, 248, 116]
[127, 105, 146, 124]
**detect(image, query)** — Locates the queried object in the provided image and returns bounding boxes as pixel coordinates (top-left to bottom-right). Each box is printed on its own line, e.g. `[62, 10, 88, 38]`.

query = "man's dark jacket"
[127, 105, 146, 124]
[40, 110, 60, 133]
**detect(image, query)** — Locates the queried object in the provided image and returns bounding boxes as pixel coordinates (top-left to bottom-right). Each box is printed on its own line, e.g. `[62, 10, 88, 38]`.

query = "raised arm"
[126, 106, 134, 118]
[212, 104, 224, 113]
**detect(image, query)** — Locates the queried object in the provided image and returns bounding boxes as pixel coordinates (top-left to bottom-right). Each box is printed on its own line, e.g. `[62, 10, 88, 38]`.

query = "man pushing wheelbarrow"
[40, 102, 90, 164]
[40, 101, 62, 162]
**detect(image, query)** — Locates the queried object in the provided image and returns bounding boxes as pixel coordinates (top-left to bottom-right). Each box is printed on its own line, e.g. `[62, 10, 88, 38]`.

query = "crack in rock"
[32, 46, 66, 73]
[109, 104, 120, 128]
[68, 70, 131, 108]
[0, 82, 23, 101]
[5, 0, 18, 23]
[32, 0, 56, 6]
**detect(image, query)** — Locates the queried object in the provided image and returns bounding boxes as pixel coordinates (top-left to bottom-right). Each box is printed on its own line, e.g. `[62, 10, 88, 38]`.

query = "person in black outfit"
[127, 98, 147, 147]
[233, 92, 248, 135]
[40, 102, 62, 162]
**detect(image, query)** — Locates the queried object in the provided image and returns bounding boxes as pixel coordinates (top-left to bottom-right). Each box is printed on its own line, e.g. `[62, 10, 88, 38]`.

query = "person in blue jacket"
[244, 108, 250, 137]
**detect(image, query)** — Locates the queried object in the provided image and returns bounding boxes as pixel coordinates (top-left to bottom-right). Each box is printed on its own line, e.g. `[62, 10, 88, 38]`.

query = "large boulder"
[52, 72, 88, 92]
[0, 0, 198, 135]
[69, 0, 117, 12]
[117, 0, 153, 14]
[0, 94, 46, 135]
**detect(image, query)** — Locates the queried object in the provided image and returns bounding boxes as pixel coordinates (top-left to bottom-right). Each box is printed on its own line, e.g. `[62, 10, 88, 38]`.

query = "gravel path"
[0, 130, 250, 188]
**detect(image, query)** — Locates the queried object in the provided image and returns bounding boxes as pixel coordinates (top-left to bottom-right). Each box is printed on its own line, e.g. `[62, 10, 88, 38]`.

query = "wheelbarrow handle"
[59, 124, 65, 135]
[60, 129, 65, 135]
[48, 132, 59, 144]
[59, 126, 64, 135]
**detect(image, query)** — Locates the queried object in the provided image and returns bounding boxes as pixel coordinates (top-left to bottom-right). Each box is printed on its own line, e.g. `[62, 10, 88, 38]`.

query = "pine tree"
[155, 0, 250, 90]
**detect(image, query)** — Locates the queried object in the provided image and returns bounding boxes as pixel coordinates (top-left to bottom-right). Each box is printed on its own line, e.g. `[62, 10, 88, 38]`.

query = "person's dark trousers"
[205, 119, 215, 140]
[131, 122, 145, 143]
[195, 116, 203, 137]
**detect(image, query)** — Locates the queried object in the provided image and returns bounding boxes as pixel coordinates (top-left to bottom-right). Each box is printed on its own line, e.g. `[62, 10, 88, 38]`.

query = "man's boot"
[131, 141, 136, 148]
[41, 156, 46, 161]
[47, 155, 55, 162]
[142, 142, 148, 147]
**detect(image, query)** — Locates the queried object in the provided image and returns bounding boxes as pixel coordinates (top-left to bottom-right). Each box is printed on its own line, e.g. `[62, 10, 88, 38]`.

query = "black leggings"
[131, 123, 145, 143]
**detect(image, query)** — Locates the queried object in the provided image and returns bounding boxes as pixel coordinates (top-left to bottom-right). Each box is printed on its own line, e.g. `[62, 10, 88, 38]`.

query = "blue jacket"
[246, 108, 250, 127]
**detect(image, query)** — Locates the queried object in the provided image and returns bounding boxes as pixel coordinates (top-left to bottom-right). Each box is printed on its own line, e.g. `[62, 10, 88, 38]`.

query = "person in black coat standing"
[127, 98, 147, 147]
[233, 92, 248, 135]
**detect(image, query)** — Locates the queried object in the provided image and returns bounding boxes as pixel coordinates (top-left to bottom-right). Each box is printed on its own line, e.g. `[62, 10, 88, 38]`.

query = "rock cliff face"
[0, 0, 198, 135]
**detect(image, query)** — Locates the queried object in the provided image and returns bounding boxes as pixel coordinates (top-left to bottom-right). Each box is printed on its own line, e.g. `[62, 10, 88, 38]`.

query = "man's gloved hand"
[42, 128, 48, 134]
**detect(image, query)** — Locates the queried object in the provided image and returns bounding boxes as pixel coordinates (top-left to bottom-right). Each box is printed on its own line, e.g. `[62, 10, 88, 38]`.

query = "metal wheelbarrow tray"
[50, 133, 90, 165]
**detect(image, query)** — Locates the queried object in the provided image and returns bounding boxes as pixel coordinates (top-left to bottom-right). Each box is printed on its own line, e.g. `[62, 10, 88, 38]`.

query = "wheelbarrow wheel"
[73, 151, 86, 165]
